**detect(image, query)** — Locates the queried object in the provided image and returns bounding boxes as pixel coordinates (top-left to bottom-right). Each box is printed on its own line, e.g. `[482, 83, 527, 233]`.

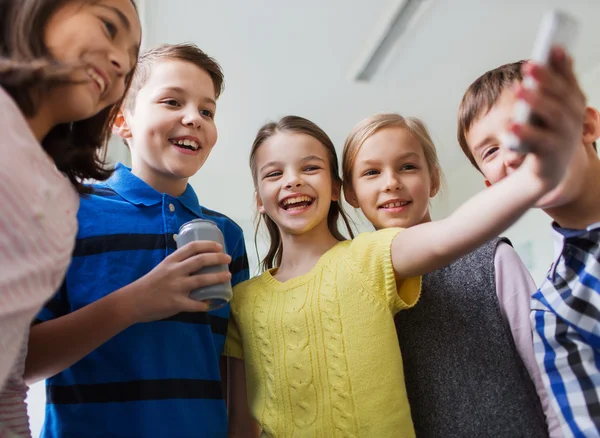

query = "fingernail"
[509, 123, 522, 136]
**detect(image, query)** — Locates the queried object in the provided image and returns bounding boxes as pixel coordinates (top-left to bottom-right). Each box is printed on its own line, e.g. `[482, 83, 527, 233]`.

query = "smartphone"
[505, 9, 579, 153]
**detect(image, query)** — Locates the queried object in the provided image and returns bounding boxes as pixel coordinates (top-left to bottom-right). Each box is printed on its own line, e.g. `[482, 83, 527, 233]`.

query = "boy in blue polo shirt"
[457, 50, 600, 436]
[25, 43, 249, 438]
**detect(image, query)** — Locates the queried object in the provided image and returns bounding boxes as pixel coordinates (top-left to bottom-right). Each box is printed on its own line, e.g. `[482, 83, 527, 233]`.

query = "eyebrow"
[472, 136, 495, 155]
[97, 4, 140, 67]
[157, 87, 217, 106]
[259, 155, 325, 173]
[98, 4, 131, 30]
[359, 152, 420, 166]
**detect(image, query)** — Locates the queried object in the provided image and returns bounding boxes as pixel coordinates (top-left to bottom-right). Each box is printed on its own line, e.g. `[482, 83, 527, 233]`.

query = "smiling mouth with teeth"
[279, 195, 315, 211]
[87, 68, 107, 94]
[170, 138, 200, 151]
[380, 201, 410, 209]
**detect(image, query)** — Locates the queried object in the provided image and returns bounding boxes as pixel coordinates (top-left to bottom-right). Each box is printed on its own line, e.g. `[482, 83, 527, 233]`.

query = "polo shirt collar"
[107, 163, 204, 217]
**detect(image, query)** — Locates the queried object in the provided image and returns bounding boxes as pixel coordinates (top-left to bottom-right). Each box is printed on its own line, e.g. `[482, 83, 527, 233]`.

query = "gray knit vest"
[395, 238, 548, 438]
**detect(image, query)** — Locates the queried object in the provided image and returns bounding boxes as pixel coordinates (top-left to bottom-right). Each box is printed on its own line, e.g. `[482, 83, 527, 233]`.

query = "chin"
[535, 185, 571, 210]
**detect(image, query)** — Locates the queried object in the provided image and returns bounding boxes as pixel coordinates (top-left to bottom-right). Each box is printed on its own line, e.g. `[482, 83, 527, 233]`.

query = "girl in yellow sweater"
[226, 113, 575, 437]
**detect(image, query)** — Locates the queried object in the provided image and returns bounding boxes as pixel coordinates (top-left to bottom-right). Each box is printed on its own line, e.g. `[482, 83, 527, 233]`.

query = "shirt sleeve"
[347, 229, 421, 315]
[531, 296, 600, 437]
[35, 281, 70, 323]
[223, 306, 244, 360]
[229, 230, 250, 288]
[494, 242, 563, 437]
[0, 336, 31, 438]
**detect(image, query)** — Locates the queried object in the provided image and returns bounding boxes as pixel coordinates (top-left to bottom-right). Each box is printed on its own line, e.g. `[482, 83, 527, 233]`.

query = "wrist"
[111, 282, 142, 327]
[512, 167, 548, 202]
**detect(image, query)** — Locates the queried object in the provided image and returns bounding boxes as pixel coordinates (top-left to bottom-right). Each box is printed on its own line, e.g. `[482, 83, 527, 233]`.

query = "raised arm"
[392, 50, 585, 280]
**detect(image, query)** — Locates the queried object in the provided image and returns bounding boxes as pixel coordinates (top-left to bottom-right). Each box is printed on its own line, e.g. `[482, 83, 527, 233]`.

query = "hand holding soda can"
[176, 219, 232, 310]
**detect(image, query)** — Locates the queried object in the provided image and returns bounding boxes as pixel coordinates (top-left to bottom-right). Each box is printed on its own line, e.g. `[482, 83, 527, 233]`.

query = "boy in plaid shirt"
[457, 49, 600, 437]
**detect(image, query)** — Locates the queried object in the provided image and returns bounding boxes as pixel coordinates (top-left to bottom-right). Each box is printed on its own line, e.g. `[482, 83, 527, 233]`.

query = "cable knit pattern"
[225, 229, 421, 437]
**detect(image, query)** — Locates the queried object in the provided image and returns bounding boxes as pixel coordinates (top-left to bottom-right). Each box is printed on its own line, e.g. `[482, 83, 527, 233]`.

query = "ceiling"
[109, 0, 600, 255]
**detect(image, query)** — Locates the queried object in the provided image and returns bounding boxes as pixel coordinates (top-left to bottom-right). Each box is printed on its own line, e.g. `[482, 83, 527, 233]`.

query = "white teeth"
[172, 139, 200, 150]
[282, 196, 312, 206]
[87, 68, 106, 94]
[382, 201, 409, 208]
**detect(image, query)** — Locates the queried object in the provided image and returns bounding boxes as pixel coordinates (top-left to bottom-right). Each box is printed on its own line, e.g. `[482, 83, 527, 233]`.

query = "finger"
[522, 63, 572, 105]
[518, 69, 586, 126]
[180, 252, 232, 275]
[516, 87, 573, 133]
[179, 298, 210, 313]
[169, 240, 224, 262]
[186, 271, 232, 290]
[508, 121, 560, 153]
[550, 50, 588, 114]
[550, 47, 576, 84]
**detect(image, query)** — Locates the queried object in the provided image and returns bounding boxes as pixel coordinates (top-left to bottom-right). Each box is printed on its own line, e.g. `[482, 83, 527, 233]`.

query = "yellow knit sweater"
[225, 229, 421, 437]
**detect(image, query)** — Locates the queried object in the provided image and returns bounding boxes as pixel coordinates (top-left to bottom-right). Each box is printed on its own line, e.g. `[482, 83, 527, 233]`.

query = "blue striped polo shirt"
[36, 163, 249, 438]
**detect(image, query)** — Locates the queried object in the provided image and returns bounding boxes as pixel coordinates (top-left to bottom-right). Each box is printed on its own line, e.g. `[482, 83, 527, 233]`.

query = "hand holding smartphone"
[505, 9, 579, 153]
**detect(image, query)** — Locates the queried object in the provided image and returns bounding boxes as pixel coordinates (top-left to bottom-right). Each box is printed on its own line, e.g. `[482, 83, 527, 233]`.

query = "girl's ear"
[343, 184, 359, 208]
[331, 180, 341, 202]
[255, 191, 266, 214]
[429, 167, 441, 198]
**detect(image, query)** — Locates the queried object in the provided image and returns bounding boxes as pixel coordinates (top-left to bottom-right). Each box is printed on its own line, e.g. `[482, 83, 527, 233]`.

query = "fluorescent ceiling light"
[351, 0, 433, 82]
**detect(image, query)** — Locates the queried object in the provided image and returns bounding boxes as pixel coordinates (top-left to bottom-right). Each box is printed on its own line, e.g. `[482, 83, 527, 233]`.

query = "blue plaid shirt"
[532, 222, 600, 438]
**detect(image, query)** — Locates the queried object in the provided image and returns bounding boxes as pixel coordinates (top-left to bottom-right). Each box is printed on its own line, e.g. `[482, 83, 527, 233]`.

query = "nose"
[284, 173, 304, 189]
[181, 109, 203, 130]
[108, 47, 128, 78]
[384, 171, 402, 192]
[502, 147, 525, 173]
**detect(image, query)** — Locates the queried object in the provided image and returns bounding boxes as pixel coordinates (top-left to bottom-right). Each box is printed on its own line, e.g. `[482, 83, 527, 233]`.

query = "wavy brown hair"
[249, 116, 355, 271]
[0, 0, 139, 193]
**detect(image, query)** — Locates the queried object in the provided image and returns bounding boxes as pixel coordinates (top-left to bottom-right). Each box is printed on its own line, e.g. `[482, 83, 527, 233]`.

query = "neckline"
[261, 240, 347, 289]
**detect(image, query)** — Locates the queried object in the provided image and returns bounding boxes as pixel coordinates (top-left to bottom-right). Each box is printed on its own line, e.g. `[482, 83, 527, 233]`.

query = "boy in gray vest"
[458, 48, 600, 437]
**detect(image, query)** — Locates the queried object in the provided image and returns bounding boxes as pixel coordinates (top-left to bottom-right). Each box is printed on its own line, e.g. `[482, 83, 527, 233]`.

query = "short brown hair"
[0, 0, 139, 193]
[457, 61, 525, 170]
[124, 43, 224, 111]
[342, 113, 443, 195]
[458, 61, 597, 169]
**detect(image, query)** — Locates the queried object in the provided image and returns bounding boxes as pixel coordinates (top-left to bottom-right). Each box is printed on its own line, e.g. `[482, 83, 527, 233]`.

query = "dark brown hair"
[124, 42, 224, 112]
[0, 0, 139, 193]
[457, 60, 596, 171]
[249, 116, 355, 271]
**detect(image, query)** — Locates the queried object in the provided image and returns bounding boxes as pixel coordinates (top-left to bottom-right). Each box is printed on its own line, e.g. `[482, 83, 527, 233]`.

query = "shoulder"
[233, 274, 262, 291]
[77, 183, 126, 217]
[200, 207, 246, 250]
[230, 274, 268, 308]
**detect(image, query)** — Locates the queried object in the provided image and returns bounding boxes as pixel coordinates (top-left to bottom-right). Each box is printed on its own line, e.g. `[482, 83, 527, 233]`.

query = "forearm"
[24, 285, 137, 384]
[227, 358, 261, 437]
[393, 169, 545, 278]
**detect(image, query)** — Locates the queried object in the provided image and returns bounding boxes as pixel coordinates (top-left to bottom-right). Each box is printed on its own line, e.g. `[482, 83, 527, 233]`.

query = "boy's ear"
[343, 184, 359, 208]
[112, 108, 132, 140]
[582, 107, 600, 147]
[255, 191, 265, 214]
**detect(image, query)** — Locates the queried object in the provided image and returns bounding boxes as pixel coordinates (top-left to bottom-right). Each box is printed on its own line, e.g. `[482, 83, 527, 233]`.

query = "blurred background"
[28, 0, 600, 434]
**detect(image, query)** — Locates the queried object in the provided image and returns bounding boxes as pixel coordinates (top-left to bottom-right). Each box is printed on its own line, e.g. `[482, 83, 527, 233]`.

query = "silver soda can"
[176, 219, 232, 310]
